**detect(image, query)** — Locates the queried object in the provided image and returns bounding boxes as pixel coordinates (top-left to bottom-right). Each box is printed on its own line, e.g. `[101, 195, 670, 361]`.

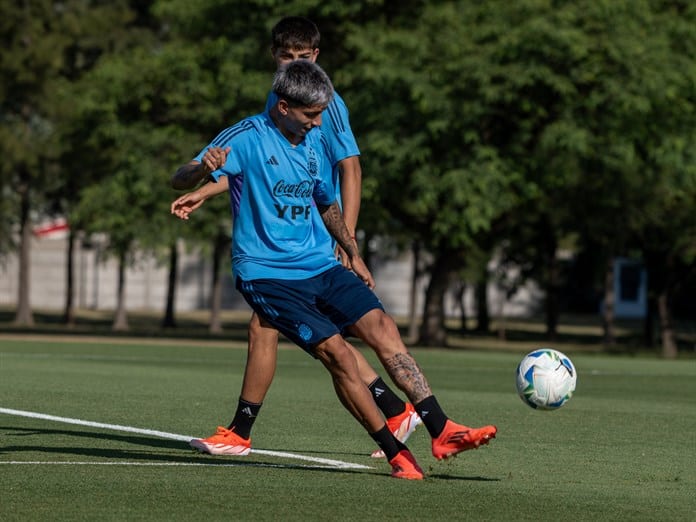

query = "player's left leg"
[313, 333, 423, 480]
[349, 343, 421, 457]
[189, 313, 279, 456]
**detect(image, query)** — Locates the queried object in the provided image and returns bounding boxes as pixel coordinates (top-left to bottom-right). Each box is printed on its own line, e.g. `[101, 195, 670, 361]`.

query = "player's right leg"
[350, 309, 497, 460]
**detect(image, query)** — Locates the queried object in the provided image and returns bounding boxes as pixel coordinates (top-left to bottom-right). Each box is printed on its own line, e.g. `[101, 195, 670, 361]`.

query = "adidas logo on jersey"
[266, 155, 279, 166]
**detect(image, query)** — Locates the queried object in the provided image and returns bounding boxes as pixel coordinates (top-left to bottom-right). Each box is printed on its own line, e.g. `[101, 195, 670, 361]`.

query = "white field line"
[0, 407, 371, 470]
[0, 461, 342, 470]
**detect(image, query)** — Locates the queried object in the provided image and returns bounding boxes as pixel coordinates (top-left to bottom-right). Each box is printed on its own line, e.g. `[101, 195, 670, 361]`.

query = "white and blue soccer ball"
[516, 348, 577, 410]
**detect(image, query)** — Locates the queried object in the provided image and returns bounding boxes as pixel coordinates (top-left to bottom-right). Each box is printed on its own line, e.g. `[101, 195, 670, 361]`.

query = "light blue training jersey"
[264, 91, 360, 252]
[194, 112, 338, 280]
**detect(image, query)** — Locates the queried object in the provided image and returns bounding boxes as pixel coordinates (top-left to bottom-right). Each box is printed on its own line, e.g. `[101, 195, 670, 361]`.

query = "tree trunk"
[418, 252, 457, 346]
[545, 259, 560, 341]
[62, 229, 76, 326]
[112, 250, 129, 331]
[407, 240, 420, 342]
[654, 251, 678, 359]
[643, 295, 656, 347]
[475, 270, 489, 333]
[162, 242, 178, 329]
[209, 232, 228, 334]
[657, 290, 677, 359]
[454, 280, 468, 333]
[601, 257, 616, 345]
[14, 179, 34, 326]
[542, 220, 559, 341]
[643, 247, 677, 357]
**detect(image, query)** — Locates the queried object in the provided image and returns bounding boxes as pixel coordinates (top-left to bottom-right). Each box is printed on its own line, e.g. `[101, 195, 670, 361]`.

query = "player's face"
[283, 104, 325, 142]
[272, 46, 319, 67]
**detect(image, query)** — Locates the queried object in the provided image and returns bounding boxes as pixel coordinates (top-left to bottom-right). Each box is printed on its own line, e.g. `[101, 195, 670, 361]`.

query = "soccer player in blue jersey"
[172, 16, 419, 459]
[171, 60, 497, 479]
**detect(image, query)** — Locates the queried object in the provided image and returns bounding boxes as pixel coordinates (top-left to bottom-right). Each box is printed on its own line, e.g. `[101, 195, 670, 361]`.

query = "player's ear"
[311, 48, 320, 62]
[277, 99, 290, 115]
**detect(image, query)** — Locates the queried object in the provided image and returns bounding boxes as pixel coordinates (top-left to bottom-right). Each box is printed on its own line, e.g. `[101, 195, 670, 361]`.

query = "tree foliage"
[339, 0, 694, 347]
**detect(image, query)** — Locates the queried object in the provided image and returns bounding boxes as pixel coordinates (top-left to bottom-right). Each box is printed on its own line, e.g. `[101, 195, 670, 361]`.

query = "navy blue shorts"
[236, 265, 384, 356]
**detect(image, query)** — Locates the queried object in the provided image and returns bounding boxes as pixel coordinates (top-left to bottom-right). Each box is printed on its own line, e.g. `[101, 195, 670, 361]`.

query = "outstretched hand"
[171, 191, 205, 220]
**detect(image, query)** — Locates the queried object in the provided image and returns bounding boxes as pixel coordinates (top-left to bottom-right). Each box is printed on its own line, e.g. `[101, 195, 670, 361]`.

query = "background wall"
[0, 233, 543, 319]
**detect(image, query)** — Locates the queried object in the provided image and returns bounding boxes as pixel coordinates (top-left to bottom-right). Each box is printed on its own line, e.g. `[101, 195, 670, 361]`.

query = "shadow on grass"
[0, 425, 372, 476]
[0, 425, 188, 450]
[0, 425, 498, 481]
[426, 473, 500, 482]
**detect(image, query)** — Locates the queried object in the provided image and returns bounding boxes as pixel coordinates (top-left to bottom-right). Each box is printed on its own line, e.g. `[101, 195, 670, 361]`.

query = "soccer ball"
[516, 349, 577, 410]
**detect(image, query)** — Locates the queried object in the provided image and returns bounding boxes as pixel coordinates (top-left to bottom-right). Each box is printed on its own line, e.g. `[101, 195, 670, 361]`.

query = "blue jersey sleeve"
[310, 133, 335, 206]
[312, 162, 335, 206]
[193, 124, 246, 182]
[193, 121, 254, 216]
[321, 92, 360, 166]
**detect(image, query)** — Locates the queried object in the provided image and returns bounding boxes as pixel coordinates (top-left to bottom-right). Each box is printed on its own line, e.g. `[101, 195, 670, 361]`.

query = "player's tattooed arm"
[318, 201, 359, 259]
[382, 352, 433, 404]
[319, 201, 375, 288]
[171, 161, 210, 190]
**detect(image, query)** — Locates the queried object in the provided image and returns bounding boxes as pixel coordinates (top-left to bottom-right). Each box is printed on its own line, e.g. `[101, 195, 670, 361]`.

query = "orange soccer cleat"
[189, 426, 251, 456]
[389, 449, 424, 480]
[431, 420, 497, 460]
[371, 403, 422, 458]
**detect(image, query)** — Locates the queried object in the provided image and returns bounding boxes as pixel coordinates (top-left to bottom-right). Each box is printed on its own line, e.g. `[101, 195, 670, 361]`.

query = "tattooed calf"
[383, 352, 432, 404]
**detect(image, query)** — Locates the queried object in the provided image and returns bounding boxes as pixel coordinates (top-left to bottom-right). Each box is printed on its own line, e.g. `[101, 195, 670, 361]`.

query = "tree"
[0, 1, 65, 324]
[52, 1, 150, 325]
[0, 0, 141, 325]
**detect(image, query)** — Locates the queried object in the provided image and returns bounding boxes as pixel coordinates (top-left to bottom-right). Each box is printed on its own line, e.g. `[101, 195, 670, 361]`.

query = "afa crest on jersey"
[307, 147, 319, 177]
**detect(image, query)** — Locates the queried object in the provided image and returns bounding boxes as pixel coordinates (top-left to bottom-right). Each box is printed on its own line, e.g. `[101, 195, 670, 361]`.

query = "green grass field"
[1, 335, 694, 521]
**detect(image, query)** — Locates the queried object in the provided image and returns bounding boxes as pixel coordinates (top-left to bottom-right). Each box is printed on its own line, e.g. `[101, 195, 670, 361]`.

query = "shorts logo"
[297, 323, 313, 341]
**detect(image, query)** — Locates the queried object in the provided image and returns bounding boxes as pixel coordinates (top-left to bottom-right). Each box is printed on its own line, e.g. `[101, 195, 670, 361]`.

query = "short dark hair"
[272, 60, 333, 108]
[271, 16, 320, 52]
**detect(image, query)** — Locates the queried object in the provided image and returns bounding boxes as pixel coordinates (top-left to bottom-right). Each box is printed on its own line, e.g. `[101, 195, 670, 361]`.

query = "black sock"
[370, 424, 407, 461]
[227, 398, 262, 439]
[414, 395, 448, 438]
[368, 377, 407, 419]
